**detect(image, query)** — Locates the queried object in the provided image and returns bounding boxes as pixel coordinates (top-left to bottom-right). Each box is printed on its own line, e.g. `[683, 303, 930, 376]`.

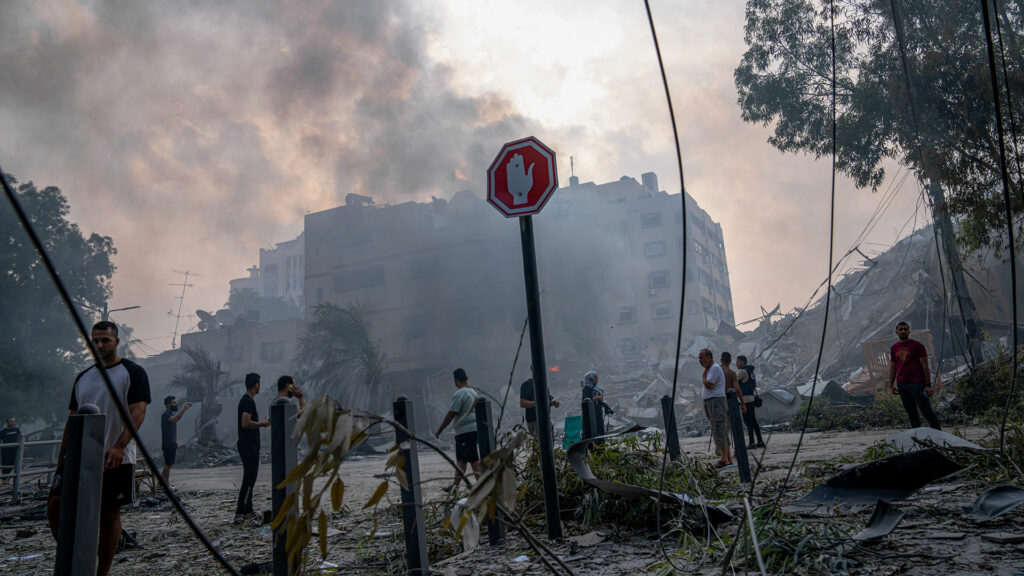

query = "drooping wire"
[993, 0, 1024, 204]
[641, 1, 694, 570]
[0, 168, 241, 576]
[981, 0, 1021, 456]
[770, 0, 839, 514]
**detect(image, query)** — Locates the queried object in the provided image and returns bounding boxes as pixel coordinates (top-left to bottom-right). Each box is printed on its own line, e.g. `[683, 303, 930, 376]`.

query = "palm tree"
[295, 303, 386, 409]
[171, 347, 232, 446]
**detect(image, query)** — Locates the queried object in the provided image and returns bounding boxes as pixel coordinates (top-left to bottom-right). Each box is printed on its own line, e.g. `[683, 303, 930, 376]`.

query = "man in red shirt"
[888, 321, 941, 430]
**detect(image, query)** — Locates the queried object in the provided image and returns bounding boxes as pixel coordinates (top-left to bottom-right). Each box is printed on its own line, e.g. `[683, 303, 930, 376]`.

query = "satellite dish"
[215, 309, 237, 327]
[196, 309, 218, 332]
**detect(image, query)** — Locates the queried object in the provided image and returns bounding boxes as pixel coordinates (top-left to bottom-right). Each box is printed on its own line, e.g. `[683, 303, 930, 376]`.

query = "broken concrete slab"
[799, 448, 962, 506]
[980, 532, 1024, 544]
[852, 499, 905, 542]
[885, 428, 984, 453]
[963, 485, 1024, 522]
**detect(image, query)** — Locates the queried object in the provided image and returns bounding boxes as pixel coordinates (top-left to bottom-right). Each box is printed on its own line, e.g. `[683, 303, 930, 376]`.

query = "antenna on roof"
[168, 269, 201, 349]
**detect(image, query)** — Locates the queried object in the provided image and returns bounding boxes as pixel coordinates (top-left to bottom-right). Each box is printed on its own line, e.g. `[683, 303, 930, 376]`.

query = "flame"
[549, 366, 560, 372]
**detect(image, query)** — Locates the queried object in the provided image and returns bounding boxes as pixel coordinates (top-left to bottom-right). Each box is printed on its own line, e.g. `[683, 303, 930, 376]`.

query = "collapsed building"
[139, 171, 737, 442]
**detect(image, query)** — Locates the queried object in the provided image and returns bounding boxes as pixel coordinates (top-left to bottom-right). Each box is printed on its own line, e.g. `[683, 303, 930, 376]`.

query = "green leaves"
[271, 395, 363, 575]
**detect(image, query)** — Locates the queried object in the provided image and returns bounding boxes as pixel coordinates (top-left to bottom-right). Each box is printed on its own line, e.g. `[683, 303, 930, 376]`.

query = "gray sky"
[0, 0, 922, 350]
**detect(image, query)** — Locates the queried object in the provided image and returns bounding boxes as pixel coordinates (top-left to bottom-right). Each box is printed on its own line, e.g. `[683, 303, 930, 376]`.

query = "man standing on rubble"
[519, 369, 559, 436]
[699, 349, 732, 468]
[736, 356, 764, 448]
[160, 396, 191, 484]
[48, 321, 151, 576]
[235, 372, 270, 524]
[889, 321, 941, 430]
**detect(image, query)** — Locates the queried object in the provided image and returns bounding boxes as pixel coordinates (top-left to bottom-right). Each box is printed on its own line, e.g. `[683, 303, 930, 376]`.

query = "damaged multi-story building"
[303, 171, 733, 407]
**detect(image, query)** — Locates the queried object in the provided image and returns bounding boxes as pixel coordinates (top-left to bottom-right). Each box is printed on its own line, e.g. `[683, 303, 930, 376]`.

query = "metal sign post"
[520, 215, 562, 540]
[487, 135, 562, 540]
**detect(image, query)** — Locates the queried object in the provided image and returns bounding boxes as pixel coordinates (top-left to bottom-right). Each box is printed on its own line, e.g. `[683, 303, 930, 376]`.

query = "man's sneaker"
[441, 485, 454, 493]
[233, 513, 246, 525]
[756, 441, 765, 448]
[746, 443, 756, 449]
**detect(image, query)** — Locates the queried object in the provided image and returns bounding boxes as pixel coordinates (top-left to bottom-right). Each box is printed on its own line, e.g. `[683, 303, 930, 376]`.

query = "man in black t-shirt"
[235, 372, 269, 524]
[47, 321, 151, 576]
[160, 396, 191, 483]
[1, 417, 22, 474]
[518, 378, 559, 435]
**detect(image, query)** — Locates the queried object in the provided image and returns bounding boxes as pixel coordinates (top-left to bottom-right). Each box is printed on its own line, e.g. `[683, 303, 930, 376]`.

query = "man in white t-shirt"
[434, 368, 480, 493]
[48, 321, 151, 576]
[699, 348, 732, 468]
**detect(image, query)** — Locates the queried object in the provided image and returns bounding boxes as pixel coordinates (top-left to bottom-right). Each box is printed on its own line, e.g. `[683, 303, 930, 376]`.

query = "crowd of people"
[22, 318, 941, 574]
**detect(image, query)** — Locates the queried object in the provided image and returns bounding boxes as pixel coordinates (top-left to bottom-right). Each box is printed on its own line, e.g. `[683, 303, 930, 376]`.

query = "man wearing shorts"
[160, 395, 191, 483]
[48, 321, 151, 576]
[699, 348, 732, 468]
[434, 368, 480, 493]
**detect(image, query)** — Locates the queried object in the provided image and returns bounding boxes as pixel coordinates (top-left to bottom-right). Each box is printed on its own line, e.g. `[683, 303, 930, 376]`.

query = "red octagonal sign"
[487, 136, 558, 218]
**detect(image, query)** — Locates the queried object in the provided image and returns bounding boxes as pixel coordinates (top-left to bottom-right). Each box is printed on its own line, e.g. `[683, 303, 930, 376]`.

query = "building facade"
[303, 171, 734, 379]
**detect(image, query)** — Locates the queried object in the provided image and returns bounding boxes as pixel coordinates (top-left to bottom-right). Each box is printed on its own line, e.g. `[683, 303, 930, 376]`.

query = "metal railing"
[1, 436, 62, 504]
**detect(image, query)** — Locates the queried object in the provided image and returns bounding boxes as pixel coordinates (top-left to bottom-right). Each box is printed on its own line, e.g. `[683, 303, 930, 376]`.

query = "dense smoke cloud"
[0, 1, 542, 341]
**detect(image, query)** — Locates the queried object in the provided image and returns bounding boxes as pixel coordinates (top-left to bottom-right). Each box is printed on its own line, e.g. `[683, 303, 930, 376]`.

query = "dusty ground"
[1, 426, 1023, 575]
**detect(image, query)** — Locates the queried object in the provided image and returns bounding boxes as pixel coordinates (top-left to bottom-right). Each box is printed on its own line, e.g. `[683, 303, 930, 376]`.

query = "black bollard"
[271, 398, 298, 576]
[8, 432, 24, 504]
[54, 406, 105, 576]
[581, 399, 594, 441]
[393, 396, 428, 575]
[660, 395, 681, 462]
[726, 390, 752, 483]
[475, 397, 505, 545]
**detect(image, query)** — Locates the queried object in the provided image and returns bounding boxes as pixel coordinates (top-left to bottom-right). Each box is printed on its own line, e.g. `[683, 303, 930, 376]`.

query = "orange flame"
[549, 366, 560, 372]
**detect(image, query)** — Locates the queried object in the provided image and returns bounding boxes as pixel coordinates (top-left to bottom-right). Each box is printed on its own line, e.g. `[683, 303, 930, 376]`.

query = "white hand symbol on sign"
[506, 153, 534, 205]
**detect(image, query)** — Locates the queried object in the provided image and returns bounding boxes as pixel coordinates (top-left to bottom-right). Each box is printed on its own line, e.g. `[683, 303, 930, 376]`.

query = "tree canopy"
[734, 0, 1024, 253]
[1, 173, 116, 423]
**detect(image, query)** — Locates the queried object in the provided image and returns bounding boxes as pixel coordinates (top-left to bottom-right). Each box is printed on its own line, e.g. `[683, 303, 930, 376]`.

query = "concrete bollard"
[660, 395, 681, 462]
[726, 390, 752, 483]
[271, 398, 298, 576]
[475, 397, 505, 545]
[581, 399, 594, 441]
[393, 396, 428, 575]
[54, 405, 105, 576]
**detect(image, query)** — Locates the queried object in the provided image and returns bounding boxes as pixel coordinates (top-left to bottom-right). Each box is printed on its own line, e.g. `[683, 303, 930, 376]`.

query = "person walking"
[235, 373, 269, 524]
[736, 356, 764, 448]
[434, 368, 480, 493]
[889, 321, 941, 430]
[699, 348, 732, 468]
[47, 321, 151, 576]
[160, 396, 191, 484]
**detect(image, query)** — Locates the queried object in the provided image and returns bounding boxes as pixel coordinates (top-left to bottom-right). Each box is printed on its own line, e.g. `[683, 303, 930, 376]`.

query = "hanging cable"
[993, 0, 1024, 204]
[981, 0, 1020, 455]
[641, 1, 698, 570]
[770, 0, 839, 513]
[0, 168, 241, 576]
